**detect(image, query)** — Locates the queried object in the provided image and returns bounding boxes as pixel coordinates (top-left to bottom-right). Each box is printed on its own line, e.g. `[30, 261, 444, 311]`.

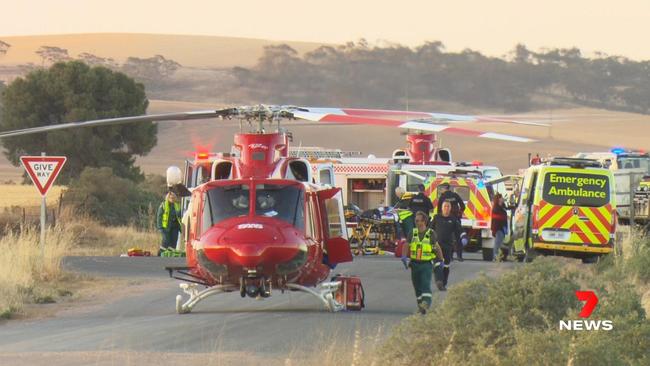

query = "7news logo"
[559, 290, 613, 331]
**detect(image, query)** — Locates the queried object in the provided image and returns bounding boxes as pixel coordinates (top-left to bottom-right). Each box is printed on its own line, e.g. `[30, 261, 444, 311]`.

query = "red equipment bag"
[332, 275, 365, 311]
[394, 238, 407, 258]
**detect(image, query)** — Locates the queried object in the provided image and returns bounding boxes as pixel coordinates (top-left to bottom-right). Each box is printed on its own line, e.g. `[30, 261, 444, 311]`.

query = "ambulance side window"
[517, 174, 530, 206]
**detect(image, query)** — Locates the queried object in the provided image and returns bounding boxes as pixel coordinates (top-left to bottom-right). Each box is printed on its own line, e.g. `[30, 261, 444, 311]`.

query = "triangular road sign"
[20, 156, 67, 196]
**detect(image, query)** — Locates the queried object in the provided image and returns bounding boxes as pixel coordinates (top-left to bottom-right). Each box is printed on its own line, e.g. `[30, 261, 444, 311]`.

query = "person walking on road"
[436, 183, 466, 260]
[491, 193, 508, 261]
[156, 191, 182, 256]
[431, 201, 466, 289]
[436, 183, 465, 219]
[401, 211, 444, 314]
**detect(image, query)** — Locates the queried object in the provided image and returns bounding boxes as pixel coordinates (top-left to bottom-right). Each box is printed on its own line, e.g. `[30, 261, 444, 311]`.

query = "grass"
[58, 206, 159, 256]
[0, 226, 73, 318]
[379, 233, 650, 366]
[0, 184, 65, 208]
[0, 207, 160, 319]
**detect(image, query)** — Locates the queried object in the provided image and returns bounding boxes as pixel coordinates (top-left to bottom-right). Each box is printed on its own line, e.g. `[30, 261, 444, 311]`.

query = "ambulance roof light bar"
[549, 157, 602, 169]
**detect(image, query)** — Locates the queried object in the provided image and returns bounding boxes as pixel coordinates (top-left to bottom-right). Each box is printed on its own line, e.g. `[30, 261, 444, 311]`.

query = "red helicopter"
[0, 105, 544, 313]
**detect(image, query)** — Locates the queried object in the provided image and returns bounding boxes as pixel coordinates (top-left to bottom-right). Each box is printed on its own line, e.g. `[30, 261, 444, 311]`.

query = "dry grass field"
[0, 184, 65, 208]
[0, 33, 327, 69]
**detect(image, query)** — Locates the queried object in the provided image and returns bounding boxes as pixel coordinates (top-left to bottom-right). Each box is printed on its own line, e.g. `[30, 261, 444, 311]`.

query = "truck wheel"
[581, 255, 599, 264]
[482, 248, 493, 261]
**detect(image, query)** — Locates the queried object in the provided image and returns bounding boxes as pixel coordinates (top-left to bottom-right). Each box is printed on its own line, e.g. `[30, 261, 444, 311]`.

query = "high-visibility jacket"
[410, 228, 436, 261]
[398, 209, 414, 222]
[158, 200, 181, 231]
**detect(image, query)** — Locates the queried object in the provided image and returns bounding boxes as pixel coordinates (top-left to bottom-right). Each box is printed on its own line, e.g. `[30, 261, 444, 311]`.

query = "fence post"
[629, 172, 636, 227]
[58, 191, 64, 216]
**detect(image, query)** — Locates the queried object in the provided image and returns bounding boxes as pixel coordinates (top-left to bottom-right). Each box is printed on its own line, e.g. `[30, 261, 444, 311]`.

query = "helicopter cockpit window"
[255, 184, 305, 230]
[206, 184, 251, 225]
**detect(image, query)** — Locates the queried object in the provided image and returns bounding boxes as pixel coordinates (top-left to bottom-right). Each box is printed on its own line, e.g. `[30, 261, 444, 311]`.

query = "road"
[0, 254, 515, 365]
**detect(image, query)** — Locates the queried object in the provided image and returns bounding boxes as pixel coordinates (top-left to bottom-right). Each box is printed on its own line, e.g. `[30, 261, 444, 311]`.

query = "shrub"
[63, 167, 164, 227]
[380, 253, 650, 365]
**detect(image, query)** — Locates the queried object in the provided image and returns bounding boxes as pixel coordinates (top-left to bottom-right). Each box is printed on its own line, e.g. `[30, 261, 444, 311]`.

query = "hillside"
[0, 33, 328, 68]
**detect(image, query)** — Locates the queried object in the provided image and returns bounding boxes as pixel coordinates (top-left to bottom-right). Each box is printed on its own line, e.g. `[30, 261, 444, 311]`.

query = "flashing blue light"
[611, 147, 625, 155]
[477, 179, 485, 189]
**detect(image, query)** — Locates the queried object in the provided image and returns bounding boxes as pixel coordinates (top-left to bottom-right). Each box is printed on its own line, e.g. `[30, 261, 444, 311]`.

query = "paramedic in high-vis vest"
[401, 211, 445, 314]
[156, 191, 182, 256]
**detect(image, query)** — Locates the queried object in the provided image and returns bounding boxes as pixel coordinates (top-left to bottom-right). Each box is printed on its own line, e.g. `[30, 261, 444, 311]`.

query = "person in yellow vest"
[156, 191, 182, 256]
[395, 187, 415, 242]
[402, 211, 445, 314]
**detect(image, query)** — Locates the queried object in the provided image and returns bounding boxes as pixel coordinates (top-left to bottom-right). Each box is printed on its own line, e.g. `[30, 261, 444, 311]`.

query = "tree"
[121, 54, 181, 81]
[0, 61, 156, 183]
[35, 46, 71, 65]
[77, 52, 118, 69]
[0, 40, 10, 57]
[0, 81, 5, 125]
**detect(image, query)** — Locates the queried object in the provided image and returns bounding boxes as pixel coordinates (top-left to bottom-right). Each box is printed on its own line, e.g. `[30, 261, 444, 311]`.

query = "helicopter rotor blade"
[299, 107, 553, 127]
[0, 109, 234, 139]
[291, 110, 536, 143]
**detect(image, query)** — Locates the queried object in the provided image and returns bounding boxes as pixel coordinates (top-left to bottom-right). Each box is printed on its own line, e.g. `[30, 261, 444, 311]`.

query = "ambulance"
[424, 170, 497, 261]
[511, 157, 616, 263]
[574, 150, 649, 223]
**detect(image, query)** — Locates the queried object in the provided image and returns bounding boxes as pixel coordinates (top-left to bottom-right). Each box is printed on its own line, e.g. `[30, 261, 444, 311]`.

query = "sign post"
[20, 154, 67, 259]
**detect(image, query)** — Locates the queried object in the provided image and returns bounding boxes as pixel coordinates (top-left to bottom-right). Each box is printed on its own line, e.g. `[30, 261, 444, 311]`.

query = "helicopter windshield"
[206, 184, 251, 224]
[254, 184, 305, 230]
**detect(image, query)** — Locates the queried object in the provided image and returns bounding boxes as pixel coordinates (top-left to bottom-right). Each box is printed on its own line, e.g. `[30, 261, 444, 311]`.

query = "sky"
[2, 0, 650, 59]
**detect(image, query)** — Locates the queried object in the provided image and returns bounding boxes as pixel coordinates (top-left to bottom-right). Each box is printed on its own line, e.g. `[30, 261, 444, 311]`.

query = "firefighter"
[156, 191, 182, 256]
[402, 211, 445, 314]
[431, 201, 467, 288]
[409, 184, 434, 218]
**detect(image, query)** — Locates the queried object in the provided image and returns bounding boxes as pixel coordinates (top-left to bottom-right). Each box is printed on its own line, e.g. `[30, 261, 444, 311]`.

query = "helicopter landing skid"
[175, 283, 237, 314]
[286, 281, 344, 312]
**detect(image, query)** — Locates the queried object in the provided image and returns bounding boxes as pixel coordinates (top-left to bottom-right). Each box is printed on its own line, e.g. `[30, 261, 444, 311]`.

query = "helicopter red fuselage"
[179, 132, 352, 294]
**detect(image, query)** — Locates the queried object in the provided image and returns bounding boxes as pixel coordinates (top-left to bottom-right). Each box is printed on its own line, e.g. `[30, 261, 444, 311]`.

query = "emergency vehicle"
[424, 170, 497, 261]
[574, 150, 649, 223]
[455, 161, 506, 195]
[511, 157, 616, 263]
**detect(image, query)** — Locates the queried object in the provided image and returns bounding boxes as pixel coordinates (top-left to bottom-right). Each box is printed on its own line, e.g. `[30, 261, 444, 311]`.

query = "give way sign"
[20, 156, 67, 196]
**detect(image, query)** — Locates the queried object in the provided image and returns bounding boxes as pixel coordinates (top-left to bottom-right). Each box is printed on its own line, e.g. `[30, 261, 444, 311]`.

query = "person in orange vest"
[156, 192, 182, 256]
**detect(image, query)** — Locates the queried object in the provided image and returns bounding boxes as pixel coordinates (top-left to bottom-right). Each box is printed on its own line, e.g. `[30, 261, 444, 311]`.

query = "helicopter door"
[317, 188, 353, 264]
[182, 160, 194, 212]
[184, 160, 195, 188]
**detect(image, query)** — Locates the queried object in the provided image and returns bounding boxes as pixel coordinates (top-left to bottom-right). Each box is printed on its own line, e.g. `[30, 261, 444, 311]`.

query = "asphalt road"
[0, 253, 515, 364]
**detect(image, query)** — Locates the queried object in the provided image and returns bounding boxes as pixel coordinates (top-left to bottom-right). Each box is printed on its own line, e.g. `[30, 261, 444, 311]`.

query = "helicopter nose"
[203, 224, 304, 268]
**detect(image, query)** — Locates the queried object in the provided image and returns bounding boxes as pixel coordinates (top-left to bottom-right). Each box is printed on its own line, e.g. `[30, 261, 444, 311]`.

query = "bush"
[380, 255, 650, 366]
[63, 167, 165, 227]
